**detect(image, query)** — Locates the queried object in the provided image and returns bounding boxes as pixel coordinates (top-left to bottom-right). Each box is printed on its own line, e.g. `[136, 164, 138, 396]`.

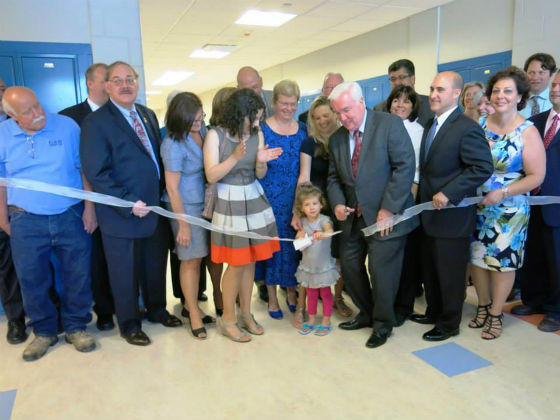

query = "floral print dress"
[470, 116, 532, 272]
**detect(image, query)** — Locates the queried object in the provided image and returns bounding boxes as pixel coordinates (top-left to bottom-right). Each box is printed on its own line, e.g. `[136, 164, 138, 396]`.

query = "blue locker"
[438, 51, 512, 85]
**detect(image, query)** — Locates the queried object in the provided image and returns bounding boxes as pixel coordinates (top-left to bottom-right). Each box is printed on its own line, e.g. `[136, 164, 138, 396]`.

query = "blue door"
[357, 75, 392, 109]
[438, 51, 512, 85]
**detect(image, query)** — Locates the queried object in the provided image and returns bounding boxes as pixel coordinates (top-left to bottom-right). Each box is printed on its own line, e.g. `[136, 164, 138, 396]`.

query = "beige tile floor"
[1, 282, 559, 420]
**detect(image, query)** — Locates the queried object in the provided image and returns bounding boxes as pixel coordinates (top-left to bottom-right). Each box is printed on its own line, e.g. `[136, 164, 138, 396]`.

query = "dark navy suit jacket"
[80, 100, 164, 238]
[59, 100, 92, 127]
[529, 110, 560, 227]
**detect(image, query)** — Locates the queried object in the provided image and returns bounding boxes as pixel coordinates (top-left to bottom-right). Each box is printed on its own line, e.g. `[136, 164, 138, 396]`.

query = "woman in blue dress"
[469, 67, 546, 339]
[255, 80, 307, 319]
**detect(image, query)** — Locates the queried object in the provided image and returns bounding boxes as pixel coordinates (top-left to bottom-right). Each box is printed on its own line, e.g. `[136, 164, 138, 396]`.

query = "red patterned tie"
[130, 111, 155, 159]
[532, 114, 558, 195]
[352, 130, 362, 217]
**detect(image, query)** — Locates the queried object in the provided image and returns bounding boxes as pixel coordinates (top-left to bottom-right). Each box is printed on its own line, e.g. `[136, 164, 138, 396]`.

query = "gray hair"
[166, 89, 181, 108]
[328, 81, 363, 102]
[1, 97, 14, 115]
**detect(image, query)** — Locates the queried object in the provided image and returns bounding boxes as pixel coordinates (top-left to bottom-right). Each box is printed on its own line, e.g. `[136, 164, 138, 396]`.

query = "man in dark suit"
[413, 71, 493, 341]
[513, 69, 560, 332]
[59, 63, 115, 332]
[327, 81, 418, 348]
[80, 61, 182, 346]
[374, 59, 433, 127]
[298, 72, 344, 124]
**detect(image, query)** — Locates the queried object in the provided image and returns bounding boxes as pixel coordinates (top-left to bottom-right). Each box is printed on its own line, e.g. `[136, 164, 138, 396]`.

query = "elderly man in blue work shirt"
[0, 86, 97, 361]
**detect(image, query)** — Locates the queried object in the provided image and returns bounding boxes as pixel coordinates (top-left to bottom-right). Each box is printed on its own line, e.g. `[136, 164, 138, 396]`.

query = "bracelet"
[501, 186, 509, 198]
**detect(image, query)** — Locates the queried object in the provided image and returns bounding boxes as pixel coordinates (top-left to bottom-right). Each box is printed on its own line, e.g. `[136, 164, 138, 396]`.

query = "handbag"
[202, 128, 226, 220]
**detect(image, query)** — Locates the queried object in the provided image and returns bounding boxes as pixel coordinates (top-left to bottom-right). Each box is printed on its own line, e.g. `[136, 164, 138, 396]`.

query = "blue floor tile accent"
[0, 390, 16, 420]
[413, 342, 492, 377]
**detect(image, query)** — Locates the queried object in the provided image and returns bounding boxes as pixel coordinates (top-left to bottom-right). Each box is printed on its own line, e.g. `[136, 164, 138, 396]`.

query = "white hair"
[328, 81, 363, 102]
[2, 97, 15, 115]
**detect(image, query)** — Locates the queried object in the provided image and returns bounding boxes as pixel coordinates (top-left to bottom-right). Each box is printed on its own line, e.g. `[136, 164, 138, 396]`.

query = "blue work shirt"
[0, 113, 83, 215]
[111, 99, 160, 178]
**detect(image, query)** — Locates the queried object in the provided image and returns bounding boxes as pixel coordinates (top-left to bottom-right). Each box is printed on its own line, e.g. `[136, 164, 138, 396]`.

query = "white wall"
[0, 0, 147, 104]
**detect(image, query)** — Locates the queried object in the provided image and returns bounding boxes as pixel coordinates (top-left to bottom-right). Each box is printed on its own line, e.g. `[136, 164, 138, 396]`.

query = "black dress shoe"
[6, 320, 27, 344]
[510, 304, 544, 316]
[123, 331, 151, 346]
[409, 313, 436, 325]
[366, 331, 390, 348]
[422, 326, 459, 341]
[158, 314, 183, 328]
[339, 318, 371, 331]
[96, 314, 115, 331]
[394, 312, 410, 327]
[258, 284, 269, 303]
[197, 292, 208, 302]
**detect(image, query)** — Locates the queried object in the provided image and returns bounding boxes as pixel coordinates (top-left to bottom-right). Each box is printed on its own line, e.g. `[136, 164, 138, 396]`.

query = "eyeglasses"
[389, 74, 411, 83]
[194, 112, 206, 123]
[109, 77, 137, 87]
[25, 135, 35, 159]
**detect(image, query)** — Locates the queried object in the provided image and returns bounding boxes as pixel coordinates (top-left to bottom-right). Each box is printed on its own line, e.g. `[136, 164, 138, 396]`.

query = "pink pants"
[306, 287, 333, 317]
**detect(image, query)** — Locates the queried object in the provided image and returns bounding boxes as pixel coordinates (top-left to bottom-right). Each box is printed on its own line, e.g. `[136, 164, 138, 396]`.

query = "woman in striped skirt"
[203, 88, 283, 342]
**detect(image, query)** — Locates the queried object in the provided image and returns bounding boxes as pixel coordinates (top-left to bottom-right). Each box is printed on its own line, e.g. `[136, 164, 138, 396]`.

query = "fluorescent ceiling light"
[145, 90, 162, 95]
[190, 44, 236, 59]
[235, 9, 296, 27]
[153, 71, 194, 86]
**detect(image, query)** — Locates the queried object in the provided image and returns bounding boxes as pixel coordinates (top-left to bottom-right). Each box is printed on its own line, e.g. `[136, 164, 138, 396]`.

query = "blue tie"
[424, 118, 438, 159]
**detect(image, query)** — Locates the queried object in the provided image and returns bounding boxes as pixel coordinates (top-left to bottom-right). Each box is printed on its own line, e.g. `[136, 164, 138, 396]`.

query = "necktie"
[130, 111, 155, 159]
[530, 96, 540, 116]
[351, 130, 362, 217]
[531, 114, 558, 195]
[424, 118, 438, 159]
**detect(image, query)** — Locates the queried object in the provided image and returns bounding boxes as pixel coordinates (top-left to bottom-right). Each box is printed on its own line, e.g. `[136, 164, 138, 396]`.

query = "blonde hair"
[294, 183, 326, 218]
[460, 81, 484, 108]
[273, 80, 300, 103]
[307, 95, 337, 158]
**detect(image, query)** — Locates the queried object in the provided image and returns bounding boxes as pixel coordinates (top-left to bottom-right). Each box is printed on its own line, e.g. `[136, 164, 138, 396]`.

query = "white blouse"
[403, 118, 424, 184]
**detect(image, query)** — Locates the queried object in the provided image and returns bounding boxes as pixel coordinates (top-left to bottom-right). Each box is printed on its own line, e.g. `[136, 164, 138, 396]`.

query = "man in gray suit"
[328, 82, 418, 348]
[236, 66, 274, 118]
[374, 59, 433, 127]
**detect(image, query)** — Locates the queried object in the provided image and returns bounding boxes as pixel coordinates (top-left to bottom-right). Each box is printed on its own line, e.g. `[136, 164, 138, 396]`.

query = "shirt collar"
[354, 108, 367, 135]
[531, 87, 549, 99]
[110, 98, 138, 118]
[7, 113, 54, 137]
[87, 97, 102, 112]
[434, 106, 458, 127]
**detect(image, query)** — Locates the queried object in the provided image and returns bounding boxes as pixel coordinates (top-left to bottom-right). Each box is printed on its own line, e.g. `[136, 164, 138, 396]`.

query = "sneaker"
[65, 330, 96, 352]
[22, 335, 58, 361]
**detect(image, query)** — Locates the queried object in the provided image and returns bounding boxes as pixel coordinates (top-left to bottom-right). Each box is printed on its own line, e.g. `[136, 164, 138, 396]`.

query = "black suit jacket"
[80, 100, 164, 239]
[418, 108, 493, 238]
[374, 94, 434, 128]
[59, 100, 93, 126]
[529, 110, 560, 227]
[327, 109, 418, 239]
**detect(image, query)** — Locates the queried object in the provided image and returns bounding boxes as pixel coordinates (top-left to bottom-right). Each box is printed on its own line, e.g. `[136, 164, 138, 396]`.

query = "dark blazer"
[80, 100, 164, 239]
[374, 94, 434, 128]
[59, 100, 92, 126]
[327, 109, 418, 239]
[529, 110, 560, 226]
[418, 108, 493, 238]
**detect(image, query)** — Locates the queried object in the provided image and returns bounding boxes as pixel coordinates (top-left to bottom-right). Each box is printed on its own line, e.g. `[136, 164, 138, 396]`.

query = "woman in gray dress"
[162, 92, 214, 340]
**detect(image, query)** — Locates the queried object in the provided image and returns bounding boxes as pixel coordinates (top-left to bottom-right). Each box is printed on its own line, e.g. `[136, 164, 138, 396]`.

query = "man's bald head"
[2, 86, 46, 133]
[429, 71, 463, 116]
[237, 66, 263, 95]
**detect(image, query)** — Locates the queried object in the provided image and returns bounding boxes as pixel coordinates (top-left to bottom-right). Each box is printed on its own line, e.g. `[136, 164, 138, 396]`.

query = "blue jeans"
[10, 203, 92, 336]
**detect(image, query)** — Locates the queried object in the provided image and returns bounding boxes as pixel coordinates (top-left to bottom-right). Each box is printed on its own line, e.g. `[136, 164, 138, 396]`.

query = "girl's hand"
[313, 231, 324, 241]
[480, 188, 506, 206]
[233, 139, 247, 161]
[177, 223, 191, 248]
[257, 145, 283, 163]
[291, 213, 302, 231]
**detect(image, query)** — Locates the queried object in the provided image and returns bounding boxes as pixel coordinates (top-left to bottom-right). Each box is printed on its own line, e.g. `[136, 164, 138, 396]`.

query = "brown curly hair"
[486, 66, 530, 111]
[293, 182, 326, 218]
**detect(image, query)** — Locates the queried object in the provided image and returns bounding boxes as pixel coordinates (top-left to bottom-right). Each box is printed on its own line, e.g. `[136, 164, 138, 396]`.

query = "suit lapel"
[425, 108, 461, 164]
[338, 128, 353, 181]
[107, 101, 153, 158]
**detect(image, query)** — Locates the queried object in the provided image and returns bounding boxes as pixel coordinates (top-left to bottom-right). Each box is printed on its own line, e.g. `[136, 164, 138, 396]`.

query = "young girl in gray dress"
[294, 183, 339, 336]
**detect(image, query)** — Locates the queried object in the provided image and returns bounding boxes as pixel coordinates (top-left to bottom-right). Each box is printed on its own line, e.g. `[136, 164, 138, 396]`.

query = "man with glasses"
[59, 63, 115, 333]
[374, 59, 433, 127]
[0, 86, 97, 361]
[81, 61, 182, 347]
[520, 53, 557, 118]
[298, 72, 344, 124]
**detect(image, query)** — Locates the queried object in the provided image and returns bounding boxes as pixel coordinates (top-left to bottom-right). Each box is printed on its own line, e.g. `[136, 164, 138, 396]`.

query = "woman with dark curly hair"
[203, 88, 282, 342]
[469, 66, 546, 339]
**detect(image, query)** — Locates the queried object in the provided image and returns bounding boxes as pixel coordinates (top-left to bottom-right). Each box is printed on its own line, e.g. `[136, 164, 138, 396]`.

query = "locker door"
[21, 56, 79, 114]
[0, 56, 17, 86]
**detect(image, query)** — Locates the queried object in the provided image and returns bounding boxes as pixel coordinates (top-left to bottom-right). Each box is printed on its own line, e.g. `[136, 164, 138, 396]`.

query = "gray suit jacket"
[327, 109, 419, 239]
[374, 94, 433, 128]
[262, 90, 275, 118]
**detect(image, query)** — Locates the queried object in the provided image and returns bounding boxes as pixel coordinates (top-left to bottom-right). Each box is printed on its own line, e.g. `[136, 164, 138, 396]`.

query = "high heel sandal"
[217, 317, 251, 343]
[181, 307, 216, 324]
[190, 326, 207, 340]
[238, 313, 264, 335]
[468, 302, 492, 328]
[481, 313, 503, 340]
